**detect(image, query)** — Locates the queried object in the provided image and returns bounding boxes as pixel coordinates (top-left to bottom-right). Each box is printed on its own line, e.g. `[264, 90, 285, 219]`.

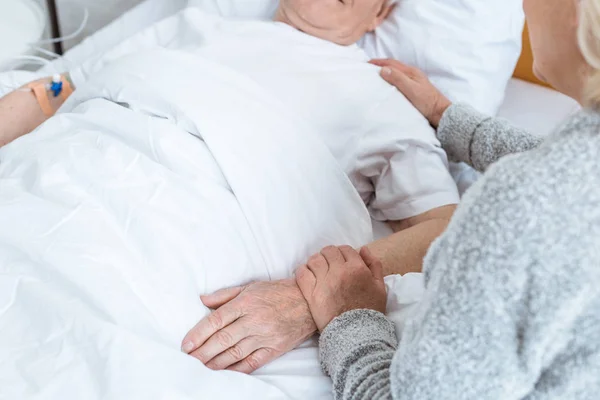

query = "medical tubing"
[34, 7, 89, 45]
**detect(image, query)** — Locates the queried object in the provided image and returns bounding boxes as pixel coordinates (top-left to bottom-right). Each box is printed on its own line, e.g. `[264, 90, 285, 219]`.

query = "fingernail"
[382, 67, 392, 76]
[181, 341, 195, 353]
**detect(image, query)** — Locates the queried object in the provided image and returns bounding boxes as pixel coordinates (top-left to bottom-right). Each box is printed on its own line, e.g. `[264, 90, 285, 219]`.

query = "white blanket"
[0, 16, 427, 400]
[0, 47, 374, 397]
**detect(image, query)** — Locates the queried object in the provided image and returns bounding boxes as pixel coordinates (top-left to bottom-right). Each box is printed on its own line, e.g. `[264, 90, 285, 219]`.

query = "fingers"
[369, 58, 414, 73]
[360, 247, 384, 282]
[320, 245, 345, 265]
[181, 304, 243, 354]
[379, 66, 413, 90]
[200, 285, 245, 309]
[369, 59, 385, 67]
[204, 337, 259, 370]
[295, 264, 316, 298]
[370, 59, 423, 85]
[227, 348, 277, 374]
[306, 253, 329, 279]
[189, 320, 250, 365]
[338, 245, 364, 268]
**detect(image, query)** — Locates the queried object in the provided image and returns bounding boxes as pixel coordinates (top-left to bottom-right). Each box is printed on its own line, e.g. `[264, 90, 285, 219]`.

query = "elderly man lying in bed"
[0, 0, 458, 373]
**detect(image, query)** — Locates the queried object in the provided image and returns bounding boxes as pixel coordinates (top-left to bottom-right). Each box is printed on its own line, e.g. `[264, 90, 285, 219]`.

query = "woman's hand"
[371, 59, 452, 128]
[295, 246, 387, 332]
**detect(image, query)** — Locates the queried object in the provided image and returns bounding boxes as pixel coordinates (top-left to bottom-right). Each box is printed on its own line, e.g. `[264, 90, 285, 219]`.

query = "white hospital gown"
[69, 8, 459, 221]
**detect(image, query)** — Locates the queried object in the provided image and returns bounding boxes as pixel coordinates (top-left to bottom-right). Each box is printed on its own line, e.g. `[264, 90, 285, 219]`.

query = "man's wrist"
[285, 278, 318, 337]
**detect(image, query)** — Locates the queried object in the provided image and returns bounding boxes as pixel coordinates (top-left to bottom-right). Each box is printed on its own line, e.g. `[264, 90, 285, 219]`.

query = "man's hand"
[181, 279, 317, 374]
[296, 246, 387, 332]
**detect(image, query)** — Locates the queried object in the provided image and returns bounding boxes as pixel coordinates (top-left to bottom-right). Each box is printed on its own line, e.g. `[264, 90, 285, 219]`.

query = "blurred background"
[0, 0, 142, 71]
[57, 0, 140, 49]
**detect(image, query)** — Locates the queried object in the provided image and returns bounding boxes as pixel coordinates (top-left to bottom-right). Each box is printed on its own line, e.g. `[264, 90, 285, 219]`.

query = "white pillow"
[359, 0, 525, 115]
[188, 0, 524, 115]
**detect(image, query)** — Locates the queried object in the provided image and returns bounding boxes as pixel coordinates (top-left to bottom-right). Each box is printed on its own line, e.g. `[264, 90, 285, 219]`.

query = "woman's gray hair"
[579, 0, 600, 107]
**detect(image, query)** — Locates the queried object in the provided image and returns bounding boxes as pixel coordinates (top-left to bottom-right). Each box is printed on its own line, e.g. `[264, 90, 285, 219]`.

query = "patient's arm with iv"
[0, 3, 181, 149]
[0, 74, 74, 148]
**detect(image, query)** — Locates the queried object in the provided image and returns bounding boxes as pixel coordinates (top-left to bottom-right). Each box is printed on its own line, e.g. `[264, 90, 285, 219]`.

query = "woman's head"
[525, 0, 600, 107]
[275, 0, 394, 46]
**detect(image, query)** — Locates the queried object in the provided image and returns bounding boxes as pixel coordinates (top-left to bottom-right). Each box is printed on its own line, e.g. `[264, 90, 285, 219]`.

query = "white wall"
[56, 0, 143, 49]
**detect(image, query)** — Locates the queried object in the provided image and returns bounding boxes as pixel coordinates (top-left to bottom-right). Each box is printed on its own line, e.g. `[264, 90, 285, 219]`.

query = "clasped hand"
[182, 246, 387, 373]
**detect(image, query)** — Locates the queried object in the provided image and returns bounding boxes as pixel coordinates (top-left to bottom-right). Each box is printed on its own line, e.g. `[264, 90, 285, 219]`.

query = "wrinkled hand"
[295, 246, 387, 332]
[181, 279, 317, 373]
[370, 59, 452, 128]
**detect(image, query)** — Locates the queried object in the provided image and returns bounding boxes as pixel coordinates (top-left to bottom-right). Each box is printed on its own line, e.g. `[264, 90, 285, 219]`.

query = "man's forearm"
[0, 89, 46, 147]
[366, 217, 451, 276]
[0, 77, 69, 148]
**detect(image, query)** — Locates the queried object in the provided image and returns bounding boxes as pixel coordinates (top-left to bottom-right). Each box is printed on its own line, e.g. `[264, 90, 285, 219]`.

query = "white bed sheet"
[1, 44, 377, 399]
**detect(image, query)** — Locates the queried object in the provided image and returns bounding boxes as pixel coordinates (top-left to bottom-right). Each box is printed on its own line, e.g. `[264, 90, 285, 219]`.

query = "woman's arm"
[0, 75, 71, 148]
[315, 145, 599, 399]
[371, 59, 543, 172]
[437, 103, 543, 171]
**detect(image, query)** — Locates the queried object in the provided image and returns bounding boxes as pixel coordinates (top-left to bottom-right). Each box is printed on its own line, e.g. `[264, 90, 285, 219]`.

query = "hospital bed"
[0, 4, 580, 400]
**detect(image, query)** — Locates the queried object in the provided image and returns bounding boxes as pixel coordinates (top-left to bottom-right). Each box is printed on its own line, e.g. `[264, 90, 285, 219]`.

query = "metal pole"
[45, 0, 63, 55]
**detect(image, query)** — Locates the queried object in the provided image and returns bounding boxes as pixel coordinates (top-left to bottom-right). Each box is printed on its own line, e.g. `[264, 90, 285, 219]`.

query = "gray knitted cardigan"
[320, 104, 600, 399]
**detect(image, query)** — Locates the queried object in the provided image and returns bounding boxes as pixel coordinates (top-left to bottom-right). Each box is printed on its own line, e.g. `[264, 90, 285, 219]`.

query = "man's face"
[275, 0, 392, 45]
